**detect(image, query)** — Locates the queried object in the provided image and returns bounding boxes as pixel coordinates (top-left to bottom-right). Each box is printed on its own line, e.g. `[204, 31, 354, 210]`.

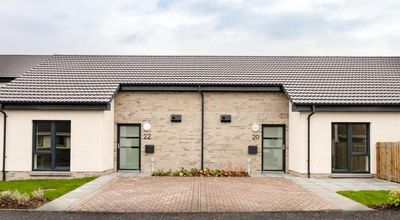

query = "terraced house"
[0, 55, 399, 180]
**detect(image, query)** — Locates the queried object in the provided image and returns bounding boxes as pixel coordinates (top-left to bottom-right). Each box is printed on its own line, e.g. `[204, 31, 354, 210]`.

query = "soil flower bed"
[152, 167, 249, 177]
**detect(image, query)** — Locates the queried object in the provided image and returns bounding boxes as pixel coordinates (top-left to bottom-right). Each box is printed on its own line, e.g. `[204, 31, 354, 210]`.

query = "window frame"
[331, 122, 370, 174]
[32, 120, 71, 172]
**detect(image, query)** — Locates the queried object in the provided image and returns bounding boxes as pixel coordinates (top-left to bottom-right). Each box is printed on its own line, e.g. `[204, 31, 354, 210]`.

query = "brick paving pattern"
[69, 177, 338, 212]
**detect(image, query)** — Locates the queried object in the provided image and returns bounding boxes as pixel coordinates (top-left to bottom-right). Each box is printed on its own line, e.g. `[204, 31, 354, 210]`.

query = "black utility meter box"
[220, 114, 231, 123]
[145, 145, 155, 153]
[248, 146, 257, 154]
[171, 114, 182, 122]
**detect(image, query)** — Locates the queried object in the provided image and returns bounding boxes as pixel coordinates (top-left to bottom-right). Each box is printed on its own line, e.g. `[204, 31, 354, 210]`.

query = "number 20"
[252, 134, 259, 140]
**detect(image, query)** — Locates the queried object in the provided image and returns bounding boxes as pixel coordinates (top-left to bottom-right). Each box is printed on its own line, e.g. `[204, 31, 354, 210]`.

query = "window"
[33, 121, 71, 171]
[332, 123, 369, 173]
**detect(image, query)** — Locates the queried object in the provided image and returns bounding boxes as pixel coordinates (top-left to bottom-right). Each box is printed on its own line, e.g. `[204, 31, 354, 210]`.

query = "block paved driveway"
[69, 176, 338, 212]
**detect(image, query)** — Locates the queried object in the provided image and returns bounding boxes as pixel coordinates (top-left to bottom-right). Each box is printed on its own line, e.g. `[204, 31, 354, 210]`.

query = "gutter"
[198, 86, 204, 170]
[307, 105, 316, 178]
[0, 105, 7, 181]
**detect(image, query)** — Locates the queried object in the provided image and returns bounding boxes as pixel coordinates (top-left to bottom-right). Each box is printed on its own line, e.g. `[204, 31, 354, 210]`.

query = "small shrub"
[31, 189, 46, 202]
[0, 190, 30, 208]
[151, 170, 163, 176]
[388, 190, 400, 207]
[0, 189, 47, 209]
[151, 167, 249, 177]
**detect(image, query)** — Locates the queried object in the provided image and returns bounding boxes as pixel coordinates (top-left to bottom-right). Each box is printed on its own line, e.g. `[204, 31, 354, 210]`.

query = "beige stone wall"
[114, 91, 289, 173]
[114, 92, 202, 173]
[204, 92, 289, 172]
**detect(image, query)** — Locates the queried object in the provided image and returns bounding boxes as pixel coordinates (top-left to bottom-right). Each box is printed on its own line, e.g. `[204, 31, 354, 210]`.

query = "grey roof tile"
[0, 55, 399, 105]
[0, 55, 50, 78]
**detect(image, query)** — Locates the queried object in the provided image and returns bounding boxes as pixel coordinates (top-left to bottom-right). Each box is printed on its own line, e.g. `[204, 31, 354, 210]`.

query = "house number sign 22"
[144, 134, 151, 139]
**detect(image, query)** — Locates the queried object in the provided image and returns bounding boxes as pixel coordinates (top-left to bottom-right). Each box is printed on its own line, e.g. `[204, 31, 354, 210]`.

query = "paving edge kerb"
[36, 173, 118, 211]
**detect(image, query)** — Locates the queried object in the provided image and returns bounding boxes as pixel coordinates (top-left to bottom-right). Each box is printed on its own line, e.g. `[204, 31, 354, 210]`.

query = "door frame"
[261, 124, 286, 172]
[331, 122, 370, 174]
[117, 123, 141, 171]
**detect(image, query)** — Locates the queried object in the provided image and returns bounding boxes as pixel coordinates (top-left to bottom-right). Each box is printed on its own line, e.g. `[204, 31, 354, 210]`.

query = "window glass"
[55, 148, 70, 170]
[55, 121, 70, 170]
[263, 148, 283, 170]
[120, 137, 140, 147]
[119, 148, 140, 170]
[33, 121, 70, 171]
[332, 124, 348, 170]
[352, 156, 369, 172]
[56, 121, 71, 149]
[263, 139, 283, 149]
[120, 126, 139, 137]
[35, 122, 51, 151]
[263, 127, 283, 138]
[34, 153, 52, 170]
[352, 124, 367, 153]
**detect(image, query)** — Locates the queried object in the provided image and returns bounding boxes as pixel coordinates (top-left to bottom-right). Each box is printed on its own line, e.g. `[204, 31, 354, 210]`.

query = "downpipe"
[0, 106, 7, 181]
[307, 105, 316, 179]
[198, 86, 204, 170]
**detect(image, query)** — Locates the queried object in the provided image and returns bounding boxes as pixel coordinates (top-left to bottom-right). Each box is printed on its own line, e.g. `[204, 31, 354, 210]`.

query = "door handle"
[282, 144, 285, 150]
[117, 143, 120, 149]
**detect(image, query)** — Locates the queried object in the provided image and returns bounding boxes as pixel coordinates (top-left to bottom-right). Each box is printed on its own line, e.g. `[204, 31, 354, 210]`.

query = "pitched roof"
[0, 55, 399, 105]
[0, 55, 50, 79]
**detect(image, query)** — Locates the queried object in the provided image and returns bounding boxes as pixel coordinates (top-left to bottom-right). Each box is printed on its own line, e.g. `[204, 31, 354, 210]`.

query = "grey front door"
[117, 124, 141, 170]
[262, 125, 285, 171]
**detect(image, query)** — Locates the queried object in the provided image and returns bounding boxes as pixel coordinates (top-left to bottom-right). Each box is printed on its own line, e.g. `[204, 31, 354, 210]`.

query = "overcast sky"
[1, 0, 400, 55]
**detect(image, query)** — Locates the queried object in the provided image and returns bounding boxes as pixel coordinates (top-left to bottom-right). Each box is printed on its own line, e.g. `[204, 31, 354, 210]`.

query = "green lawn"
[0, 177, 96, 201]
[337, 190, 390, 206]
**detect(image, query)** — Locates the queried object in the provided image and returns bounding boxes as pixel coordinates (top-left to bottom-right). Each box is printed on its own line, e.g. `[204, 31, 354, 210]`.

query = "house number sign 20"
[252, 134, 260, 140]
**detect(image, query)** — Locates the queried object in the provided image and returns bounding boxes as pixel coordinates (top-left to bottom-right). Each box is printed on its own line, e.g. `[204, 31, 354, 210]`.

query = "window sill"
[30, 171, 71, 177]
[330, 173, 374, 178]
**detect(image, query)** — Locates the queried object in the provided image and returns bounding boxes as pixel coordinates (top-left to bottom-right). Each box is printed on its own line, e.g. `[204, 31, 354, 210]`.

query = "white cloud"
[0, 0, 399, 55]
[249, 0, 338, 14]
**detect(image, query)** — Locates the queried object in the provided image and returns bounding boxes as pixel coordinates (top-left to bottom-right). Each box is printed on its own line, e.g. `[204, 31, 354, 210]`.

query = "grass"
[0, 177, 96, 201]
[337, 190, 390, 206]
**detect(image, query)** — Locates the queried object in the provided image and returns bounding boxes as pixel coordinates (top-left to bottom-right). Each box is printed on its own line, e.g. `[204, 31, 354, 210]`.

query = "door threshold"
[256, 171, 286, 177]
[262, 171, 285, 174]
[118, 170, 141, 173]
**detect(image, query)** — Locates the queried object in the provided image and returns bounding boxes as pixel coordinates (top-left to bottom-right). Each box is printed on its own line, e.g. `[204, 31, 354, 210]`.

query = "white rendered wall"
[0, 105, 114, 173]
[289, 104, 400, 175]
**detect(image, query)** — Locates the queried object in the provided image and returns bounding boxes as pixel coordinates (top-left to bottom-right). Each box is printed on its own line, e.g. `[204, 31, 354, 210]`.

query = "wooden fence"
[376, 142, 400, 183]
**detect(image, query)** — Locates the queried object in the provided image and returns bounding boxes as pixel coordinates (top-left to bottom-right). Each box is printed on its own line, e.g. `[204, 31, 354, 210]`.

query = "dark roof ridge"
[51, 54, 400, 58]
[0, 53, 53, 57]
